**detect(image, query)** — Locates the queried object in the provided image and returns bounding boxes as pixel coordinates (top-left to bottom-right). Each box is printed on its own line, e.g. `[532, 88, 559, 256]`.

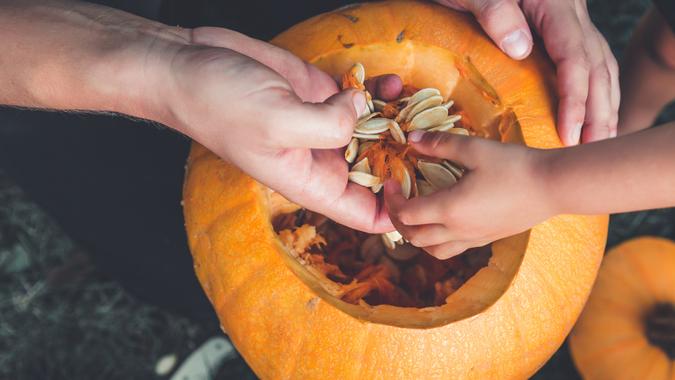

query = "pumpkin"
[182, 1, 609, 379]
[570, 237, 675, 380]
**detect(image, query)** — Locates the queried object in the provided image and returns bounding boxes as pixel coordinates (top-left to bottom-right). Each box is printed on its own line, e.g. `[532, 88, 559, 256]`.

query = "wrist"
[530, 147, 568, 217]
[2, 1, 191, 123]
[77, 5, 192, 123]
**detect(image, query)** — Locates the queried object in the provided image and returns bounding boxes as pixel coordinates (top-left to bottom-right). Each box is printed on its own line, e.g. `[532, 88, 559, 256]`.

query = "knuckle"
[573, 55, 592, 73]
[333, 107, 356, 145]
[427, 132, 451, 152]
[397, 210, 415, 226]
[408, 236, 424, 248]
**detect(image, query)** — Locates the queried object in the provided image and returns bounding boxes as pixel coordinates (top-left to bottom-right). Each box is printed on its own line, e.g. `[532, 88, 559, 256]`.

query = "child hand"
[384, 130, 556, 259]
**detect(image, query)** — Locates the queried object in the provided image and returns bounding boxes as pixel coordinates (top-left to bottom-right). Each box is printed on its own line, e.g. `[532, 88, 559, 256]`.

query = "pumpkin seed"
[400, 168, 412, 199]
[351, 63, 365, 84]
[417, 179, 436, 196]
[409, 106, 449, 130]
[381, 232, 397, 250]
[352, 157, 371, 173]
[371, 183, 383, 193]
[397, 89, 441, 122]
[405, 95, 444, 122]
[446, 114, 462, 123]
[356, 112, 380, 124]
[408, 88, 441, 105]
[417, 160, 457, 189]
[366, 93, 375, 113]
[442, 160, 464, 178]
[344, 138, 359, 163]
[372, 99, 387, 111]
[427, 122, 455, 132]
[355, 118, 392, 134]
[348, 171, 381, 187]
[388, 120, 406, 144]
[352, 133, 381, 140]
[448, 127, 470, 136]
[441, 99, 455, 110]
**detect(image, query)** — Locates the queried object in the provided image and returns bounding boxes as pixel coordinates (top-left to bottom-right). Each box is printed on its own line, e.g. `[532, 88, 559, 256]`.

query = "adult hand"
[432, 0, 619, 146]
[156, 28, 393, 232]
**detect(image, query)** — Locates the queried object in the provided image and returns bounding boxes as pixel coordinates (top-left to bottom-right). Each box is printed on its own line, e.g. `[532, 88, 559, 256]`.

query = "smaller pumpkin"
[570, 237, 675, 380]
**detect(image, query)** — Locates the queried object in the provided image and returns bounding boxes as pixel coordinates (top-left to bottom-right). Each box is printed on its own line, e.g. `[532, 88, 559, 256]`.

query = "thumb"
[269, 89, 368, 149]
[464, 0, 533, 60]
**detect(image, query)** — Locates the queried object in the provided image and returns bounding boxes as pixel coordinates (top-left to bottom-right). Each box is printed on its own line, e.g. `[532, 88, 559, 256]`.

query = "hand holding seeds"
[163, 30, 399, 232]
[384, 131, 555, 259]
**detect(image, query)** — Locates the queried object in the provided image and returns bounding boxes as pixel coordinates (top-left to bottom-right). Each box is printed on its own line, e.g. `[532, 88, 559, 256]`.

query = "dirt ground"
[1, 0, 673, 379]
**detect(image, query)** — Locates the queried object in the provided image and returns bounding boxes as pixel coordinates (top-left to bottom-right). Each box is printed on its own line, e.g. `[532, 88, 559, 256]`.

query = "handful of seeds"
[341, 63, 468, 252]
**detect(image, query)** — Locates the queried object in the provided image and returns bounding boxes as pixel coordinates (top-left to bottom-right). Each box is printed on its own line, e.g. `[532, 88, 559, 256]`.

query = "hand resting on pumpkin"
[433, 0, 620, 147]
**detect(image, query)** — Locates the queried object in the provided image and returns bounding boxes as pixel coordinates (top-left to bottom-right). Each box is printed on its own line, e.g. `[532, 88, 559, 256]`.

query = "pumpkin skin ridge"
[184, 2, 609, 378]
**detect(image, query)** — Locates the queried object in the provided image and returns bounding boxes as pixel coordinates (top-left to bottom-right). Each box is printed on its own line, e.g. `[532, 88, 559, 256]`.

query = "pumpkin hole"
[272, 210, 492, 308]
[644, 302, 675, 359]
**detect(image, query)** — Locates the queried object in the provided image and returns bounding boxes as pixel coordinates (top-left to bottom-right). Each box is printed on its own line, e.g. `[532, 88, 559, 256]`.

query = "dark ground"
[1, 0, 674, 379]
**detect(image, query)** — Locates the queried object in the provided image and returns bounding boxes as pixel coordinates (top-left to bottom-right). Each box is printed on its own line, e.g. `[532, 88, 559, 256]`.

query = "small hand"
[384, 130, 555, 259]
[153, 28, 392, 232]
[434, 0, 619, 146]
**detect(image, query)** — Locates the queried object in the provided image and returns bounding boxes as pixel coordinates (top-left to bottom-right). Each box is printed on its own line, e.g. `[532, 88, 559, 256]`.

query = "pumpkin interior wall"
[270, 54, 524, 309]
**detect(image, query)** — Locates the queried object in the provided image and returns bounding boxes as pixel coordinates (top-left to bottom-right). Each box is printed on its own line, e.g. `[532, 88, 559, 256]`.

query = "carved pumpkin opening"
[266, 54, 529, 325]
[644, 302, 675, 359]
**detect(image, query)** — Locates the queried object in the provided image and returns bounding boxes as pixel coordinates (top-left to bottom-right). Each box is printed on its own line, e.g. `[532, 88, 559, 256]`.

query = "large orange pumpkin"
[183, 2, 609, 379]
[570, 237, 675, 380]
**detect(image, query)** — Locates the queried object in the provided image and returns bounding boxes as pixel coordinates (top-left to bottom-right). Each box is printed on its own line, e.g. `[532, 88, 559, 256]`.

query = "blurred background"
[1, 0, 674, 379]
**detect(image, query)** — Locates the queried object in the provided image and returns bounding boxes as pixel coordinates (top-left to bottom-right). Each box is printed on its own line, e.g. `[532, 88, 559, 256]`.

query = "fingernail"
[352, 92, 367, 117]
[501, 30, 530, 60]
[569, 122, 583, 145]
[409, 130, 425, 143]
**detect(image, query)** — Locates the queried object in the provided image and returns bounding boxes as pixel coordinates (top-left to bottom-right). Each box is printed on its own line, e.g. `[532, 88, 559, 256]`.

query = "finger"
[318, 181, 394, 233]
[580, 28, 614, 143]
[527, 1, 590, 146]
[384, 180, 447, 226]
[424, 241, 470, 260]
[463, 0, 533, 60]
[192, 27, 337, 102]
[265, 90, 366, 149]
[404, 224, 454, 248]
[364, 74, 404, 101]
[407, 130, 484, 169]
[598, 32, 620, 137]
[269, 148, 394, 233]
[581, 62, 613, 143]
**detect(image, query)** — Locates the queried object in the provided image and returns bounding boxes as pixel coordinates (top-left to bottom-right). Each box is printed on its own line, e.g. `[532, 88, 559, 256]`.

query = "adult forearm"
[0, 0, 189, 122]
[546, 123, 675, 215]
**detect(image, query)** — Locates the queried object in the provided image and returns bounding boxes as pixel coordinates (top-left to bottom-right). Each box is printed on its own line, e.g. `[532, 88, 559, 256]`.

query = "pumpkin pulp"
[645, 302, 675, 359]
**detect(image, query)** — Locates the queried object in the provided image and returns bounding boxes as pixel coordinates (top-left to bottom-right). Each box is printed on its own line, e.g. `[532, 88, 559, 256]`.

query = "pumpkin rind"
[570, 237, 675, 380]
[183, 2, 608, 379]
